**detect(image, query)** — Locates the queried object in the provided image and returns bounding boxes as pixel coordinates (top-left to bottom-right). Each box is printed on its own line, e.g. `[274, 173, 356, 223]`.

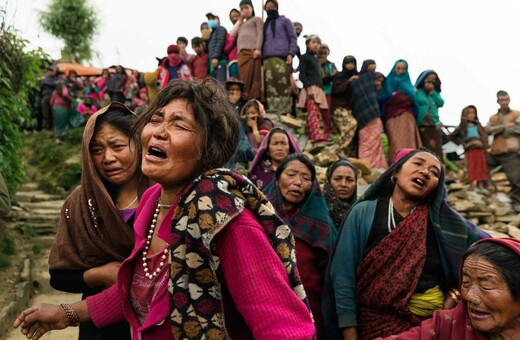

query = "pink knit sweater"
[86, 184, 315, 339]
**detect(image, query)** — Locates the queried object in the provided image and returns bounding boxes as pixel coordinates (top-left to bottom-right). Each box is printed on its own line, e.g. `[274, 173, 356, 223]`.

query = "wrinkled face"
[90, 124, 138, 186]
[307, 38, 320, 54]
[394, 61, 407, 76]
[229, 10, 240, 24]
[423, 73, 436, 93]
[374, 76, 384, 91]
[141, 99, 202, 191]
[461, 255, 520, 335]
[330, 165, 356, 200]
[393, 152, 441, 201]
[240, 4, 253, 18]
[268, 132, 290, 165]
[466, 107, 477, 121]
[278, 160, 313, 208]
[498, 95, 510, 110]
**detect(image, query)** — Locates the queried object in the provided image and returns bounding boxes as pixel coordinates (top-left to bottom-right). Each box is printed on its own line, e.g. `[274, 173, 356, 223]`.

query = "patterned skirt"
[264, 57, 292, 114]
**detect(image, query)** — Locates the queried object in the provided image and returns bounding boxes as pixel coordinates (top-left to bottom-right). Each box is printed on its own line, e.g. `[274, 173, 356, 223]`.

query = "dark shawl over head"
[335, 55, 358, 81]
[323, 159, 357, 229]
[322, 149, 490, 340]
[247, 127, 301, 190]
[265, 176, 337, 254]
[414, 69, 442, 93]
[356, 149, 490, 288]
[49, 102, 149, 270]
[359, 59, 376, 74]
[378, 59, 418, 113]
[351, 71, 380, 129]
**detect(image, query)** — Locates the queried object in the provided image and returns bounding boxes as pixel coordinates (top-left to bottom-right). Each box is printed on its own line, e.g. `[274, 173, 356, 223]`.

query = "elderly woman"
[326, 148, 489, 340]
[247, 127, 301, 191]
[14, 79, 315, 339]
[48, 102, 150, 339]
[265, 153, 337, 339]
[376, 238, 520, 339]
[323, 158, 358, 230]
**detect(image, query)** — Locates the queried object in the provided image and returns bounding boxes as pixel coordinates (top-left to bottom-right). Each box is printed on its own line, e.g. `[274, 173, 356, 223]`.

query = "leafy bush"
[0, 11, 49, 195]
[24, 128, 83, 193]
[1, 234, 15, 255]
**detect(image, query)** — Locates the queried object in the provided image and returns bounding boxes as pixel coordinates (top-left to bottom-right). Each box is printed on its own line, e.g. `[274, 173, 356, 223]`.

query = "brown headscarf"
[49, 102, 149, 270]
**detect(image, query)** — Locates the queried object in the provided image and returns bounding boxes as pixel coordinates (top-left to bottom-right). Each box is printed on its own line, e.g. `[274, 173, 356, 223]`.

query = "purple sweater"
[262, 16, 299, 59]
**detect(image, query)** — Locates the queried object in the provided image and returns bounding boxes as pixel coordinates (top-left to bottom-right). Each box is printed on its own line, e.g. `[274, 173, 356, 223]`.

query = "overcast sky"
[5, 0, 520, 126]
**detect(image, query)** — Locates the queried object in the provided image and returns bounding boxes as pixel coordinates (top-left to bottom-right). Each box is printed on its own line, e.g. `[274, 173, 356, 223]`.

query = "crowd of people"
[12, 76, 520, 340]
[13, 0, 520, 339]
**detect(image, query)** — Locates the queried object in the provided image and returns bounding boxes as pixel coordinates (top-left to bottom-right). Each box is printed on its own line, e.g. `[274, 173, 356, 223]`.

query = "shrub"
[0, 11, 49, 195]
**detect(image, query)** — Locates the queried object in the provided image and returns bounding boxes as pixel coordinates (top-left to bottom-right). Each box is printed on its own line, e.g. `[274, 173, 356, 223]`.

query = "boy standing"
[189, 37, 209, 79]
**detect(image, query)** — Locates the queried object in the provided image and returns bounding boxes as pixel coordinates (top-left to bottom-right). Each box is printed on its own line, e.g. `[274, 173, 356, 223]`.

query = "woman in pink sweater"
[14, 78, 315, 340]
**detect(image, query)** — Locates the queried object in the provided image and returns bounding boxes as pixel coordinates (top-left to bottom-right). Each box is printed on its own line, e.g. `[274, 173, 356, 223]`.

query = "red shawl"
[356, 204, 429, 339]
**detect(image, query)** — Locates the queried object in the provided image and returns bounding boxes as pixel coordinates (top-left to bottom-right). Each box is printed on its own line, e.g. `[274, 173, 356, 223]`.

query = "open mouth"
[148, 146, 167, 159]
[469, 308, 490, 319]
[411, 177, 426, 188]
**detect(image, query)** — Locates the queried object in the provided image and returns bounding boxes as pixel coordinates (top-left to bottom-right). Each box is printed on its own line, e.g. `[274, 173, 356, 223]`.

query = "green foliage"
[24, 129, 83, 192]
[1, 234, 15, 255]
[33, 244, 42, 255]
[14, 223, 38, 237]
[0, 12, 49, 195]
[39, 0, 98, 63]
[0, 255, 10, 269]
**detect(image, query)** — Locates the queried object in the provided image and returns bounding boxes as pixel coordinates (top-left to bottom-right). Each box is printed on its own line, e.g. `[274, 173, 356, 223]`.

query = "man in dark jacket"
[206, 12, 228, 83]
[37, 65, 58, 130]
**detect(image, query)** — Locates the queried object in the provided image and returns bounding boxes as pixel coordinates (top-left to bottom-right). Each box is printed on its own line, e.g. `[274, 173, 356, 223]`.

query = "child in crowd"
[297, 34, 331, 144]
[133, 87, 150, 116]
[450, 105, 489, 192]
[319, 44, 337, 110]
[200, 22, 211, 47]
[225, 8, 241, 78]
[189, 37, 209, 79]
[77, 96, 98, 121]
[241, 99, 274, 152]
[176, 36, 192, 63]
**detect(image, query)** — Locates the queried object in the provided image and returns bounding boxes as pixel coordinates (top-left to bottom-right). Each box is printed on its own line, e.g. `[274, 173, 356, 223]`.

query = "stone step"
[18, 182, 39, 192]
[27, 208, 62, 216]
[17, 214, 60, 224]
[19, 200, 65, 210]
[15, 191, 62, 203]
